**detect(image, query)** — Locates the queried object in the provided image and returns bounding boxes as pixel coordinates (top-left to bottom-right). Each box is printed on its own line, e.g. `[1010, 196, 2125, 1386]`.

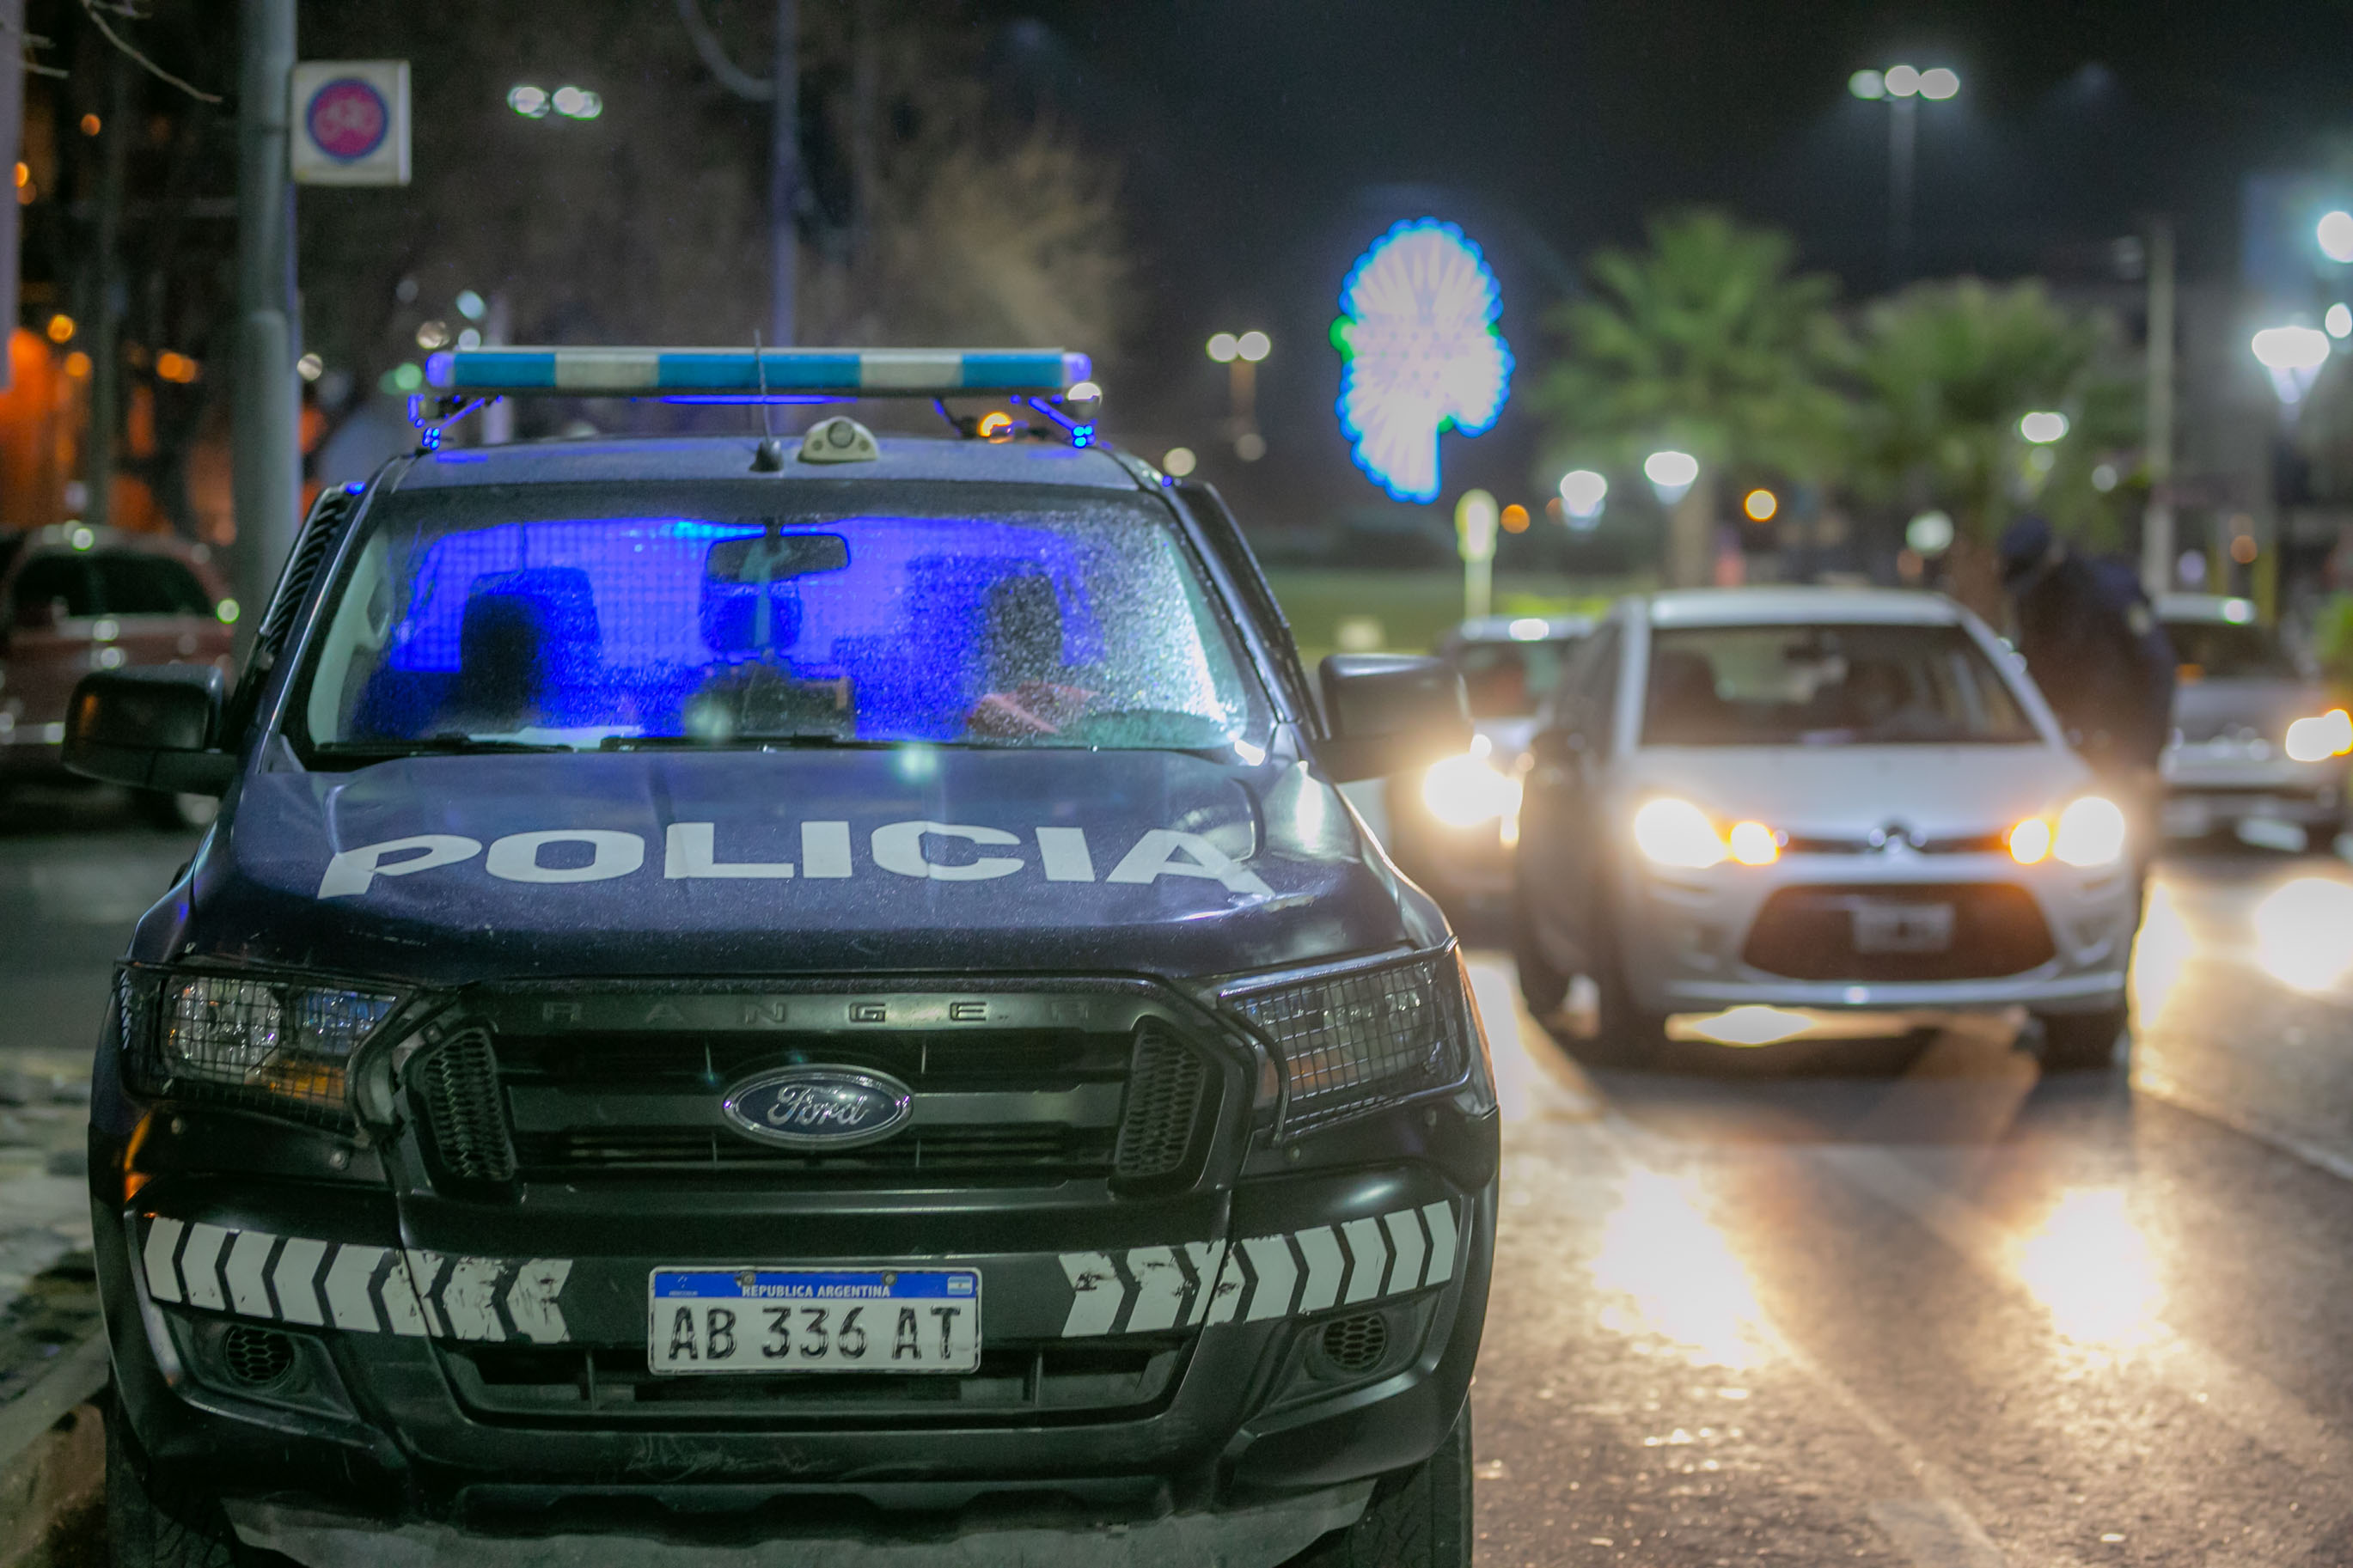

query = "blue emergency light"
[431, 346, 1091, 399]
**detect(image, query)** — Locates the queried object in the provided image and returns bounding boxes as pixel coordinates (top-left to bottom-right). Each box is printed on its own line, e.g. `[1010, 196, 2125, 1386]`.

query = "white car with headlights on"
[1511, 589, 2143, 1070]
[1352, 614, 1590, 912]
[2157, 594, 2351, 845]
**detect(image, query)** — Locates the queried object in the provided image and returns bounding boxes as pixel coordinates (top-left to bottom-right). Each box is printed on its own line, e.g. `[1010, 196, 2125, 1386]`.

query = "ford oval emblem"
[720, 1065, 914, 1150]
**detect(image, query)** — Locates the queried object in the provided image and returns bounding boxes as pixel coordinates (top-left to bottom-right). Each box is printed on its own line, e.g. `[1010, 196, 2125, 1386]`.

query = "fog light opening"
[1318, 1311, 1390, 1375]
[218, 1324, 298, 1390]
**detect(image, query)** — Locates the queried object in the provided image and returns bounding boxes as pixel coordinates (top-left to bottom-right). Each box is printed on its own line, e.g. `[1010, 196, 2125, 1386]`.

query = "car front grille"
[437, 1339, 1189, 1426]
[409, 994, 1225, 1193]
[1740, 882, 2057, 981]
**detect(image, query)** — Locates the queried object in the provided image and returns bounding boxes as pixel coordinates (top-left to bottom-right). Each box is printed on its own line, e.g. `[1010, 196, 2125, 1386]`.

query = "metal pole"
[850, 0, 877, 274]
[768, 0, 797, 346]
[84, 56, 133, 528]
[233, 0, 298, 642]
[2140, 218, 2177, 596]
[480, 291, 513, 443]
[1888, 96, 1916, 278]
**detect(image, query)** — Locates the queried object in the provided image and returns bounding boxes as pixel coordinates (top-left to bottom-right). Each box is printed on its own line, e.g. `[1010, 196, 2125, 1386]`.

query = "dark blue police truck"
[67, 348, 1496, 1567]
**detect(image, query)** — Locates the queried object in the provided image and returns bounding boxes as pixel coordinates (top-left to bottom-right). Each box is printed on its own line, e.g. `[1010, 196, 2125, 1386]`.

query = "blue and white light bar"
[431, 346, 1091, 398]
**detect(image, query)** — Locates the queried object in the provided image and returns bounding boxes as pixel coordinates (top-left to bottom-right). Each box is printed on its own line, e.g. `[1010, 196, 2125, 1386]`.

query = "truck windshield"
[296, 481, 1268, 755]
[1641, 622, 2038, 747]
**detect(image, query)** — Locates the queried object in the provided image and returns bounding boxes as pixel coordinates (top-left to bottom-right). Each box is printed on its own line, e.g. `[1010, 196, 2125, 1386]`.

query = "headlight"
[1421, 747, 1522, 828]
[2285, 708, 2353, 763]
[2007, 817, 2052, 864]
[1224, 949, 1486, 1136]
[2052, 796, 2128, 868]
[1726, 820, 1780, 866]
[116, 968, 399, 1125]
[1632, 797, 1727, 868]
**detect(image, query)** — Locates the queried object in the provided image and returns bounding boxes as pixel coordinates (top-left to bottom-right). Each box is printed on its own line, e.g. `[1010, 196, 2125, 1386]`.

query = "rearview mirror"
[706, 533, 850, 583]
[63, 665, 235, 796]
[1315, 654, 1473, 782]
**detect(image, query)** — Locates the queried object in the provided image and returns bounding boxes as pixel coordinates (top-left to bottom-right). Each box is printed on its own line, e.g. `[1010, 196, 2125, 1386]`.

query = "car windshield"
[2165, 619, 2299, 680]
[1451, 638, 1580, 718]
[1641, 622, 2038, 746]
[298, 481, 1268, 755]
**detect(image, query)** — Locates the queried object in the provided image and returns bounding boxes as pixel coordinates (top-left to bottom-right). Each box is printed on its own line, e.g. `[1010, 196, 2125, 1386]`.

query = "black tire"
[107, 1397, 239, 1568]
[1288, 1403, 1472, 1567]
[1586, 947, 1668, 1069]
[2037, 1007, 2128, 1071]
[1511, 886, 1570, 1015]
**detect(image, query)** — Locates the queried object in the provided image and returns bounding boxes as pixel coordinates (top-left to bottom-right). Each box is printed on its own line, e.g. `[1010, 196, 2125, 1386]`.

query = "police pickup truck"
[68, 348, 1497, 1568]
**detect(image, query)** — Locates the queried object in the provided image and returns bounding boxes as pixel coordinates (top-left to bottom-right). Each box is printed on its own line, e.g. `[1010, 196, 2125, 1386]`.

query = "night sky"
[965, 0, 2353, 530]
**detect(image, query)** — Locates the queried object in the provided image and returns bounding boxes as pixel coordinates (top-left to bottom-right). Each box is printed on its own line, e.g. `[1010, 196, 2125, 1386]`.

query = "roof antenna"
[749, 329, 786, 472]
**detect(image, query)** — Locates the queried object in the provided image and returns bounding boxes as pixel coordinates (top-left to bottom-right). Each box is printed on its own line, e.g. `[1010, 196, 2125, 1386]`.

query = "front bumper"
[96, 1119, 1495, 1553]
[1612, 851, 2138, 1017]
[2160, 750, 2345, 833]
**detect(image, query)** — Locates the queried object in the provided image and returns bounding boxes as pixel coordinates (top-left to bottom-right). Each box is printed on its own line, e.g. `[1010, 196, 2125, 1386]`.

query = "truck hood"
[1619, 743, 2093, 840]
[150, 747, 1422, 985]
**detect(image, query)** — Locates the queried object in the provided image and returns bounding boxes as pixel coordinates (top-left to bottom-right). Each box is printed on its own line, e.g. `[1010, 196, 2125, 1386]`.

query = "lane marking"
[2131, 1065, 2353, 1187]
[1868, 1498, 2012, 1568]
[1816, 1144, 2351, 1477]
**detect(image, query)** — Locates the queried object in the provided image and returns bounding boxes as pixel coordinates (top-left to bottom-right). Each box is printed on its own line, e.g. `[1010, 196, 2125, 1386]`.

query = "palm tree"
[1537, 210, 1849, 587]
[1850, 278, 2118, 619]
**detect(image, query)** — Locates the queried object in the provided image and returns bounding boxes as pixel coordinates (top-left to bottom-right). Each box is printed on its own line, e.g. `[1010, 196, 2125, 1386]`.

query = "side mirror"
[1315, 653, 1474, 782]
[63, 665, 235, 796]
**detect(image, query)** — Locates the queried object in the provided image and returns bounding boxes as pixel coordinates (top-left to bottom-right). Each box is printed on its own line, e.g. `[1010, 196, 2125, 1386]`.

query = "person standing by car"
[1997, 517, 2176, 851]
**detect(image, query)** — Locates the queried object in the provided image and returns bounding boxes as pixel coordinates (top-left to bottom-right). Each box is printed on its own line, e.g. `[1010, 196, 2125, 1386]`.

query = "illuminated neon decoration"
[1332, 219, 1513, 503]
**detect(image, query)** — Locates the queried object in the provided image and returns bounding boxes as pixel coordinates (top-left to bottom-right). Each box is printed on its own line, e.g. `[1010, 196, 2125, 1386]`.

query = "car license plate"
[1851, 900, 1954, 954]
[648, 1268, 981, 1375]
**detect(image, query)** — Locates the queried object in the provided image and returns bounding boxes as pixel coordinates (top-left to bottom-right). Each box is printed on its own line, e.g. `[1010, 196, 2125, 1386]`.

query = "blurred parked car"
[1373, 613, 1590, 911]
[0, 522, 235, 820]
[2156, 594, 2350, 844]
[1513, 589, 2142, 1070]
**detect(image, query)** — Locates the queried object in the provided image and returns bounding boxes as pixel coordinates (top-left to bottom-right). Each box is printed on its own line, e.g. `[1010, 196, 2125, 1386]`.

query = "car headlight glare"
[1421, 748, 1522, 828]
[2007, 817, 2052, 864]
[1225, 950, 1484, 1136]
[1727, 820, 1780, 866]
[116, 969, 399, 1125]
[2052, 795, 2128, 868]
[1633, 796, 1728, 868]
[2285, 707, 2353, 763]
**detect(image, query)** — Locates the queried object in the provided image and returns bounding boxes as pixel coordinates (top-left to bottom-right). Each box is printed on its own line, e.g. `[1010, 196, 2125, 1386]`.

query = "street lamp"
[1644, 449, 1698, 504]
[1849, 61, 1961, 275]
[2252, 325, 2331, 408]
[2319, 210, 2353, 265]
[1558, 468, 1607, 529]
[1207, 329, 1270, 460]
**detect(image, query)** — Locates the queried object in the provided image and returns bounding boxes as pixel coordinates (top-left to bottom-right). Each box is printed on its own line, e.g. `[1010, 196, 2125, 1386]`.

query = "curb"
[0, 1332, 110, 1567]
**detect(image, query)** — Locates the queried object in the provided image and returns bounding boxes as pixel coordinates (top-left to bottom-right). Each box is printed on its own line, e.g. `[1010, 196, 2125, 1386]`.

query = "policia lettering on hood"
[317, 822, 1273, 899]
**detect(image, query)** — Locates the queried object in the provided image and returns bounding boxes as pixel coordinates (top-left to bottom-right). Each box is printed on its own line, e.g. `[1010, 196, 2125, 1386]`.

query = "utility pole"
[2139, 218, 2177, 597]
[84, 56, 134, 528]
[768, 0, 797, 346]
[1887, 95, 1916, 278]
[232, 0, 298, 641]
[850, 0, 877, 273]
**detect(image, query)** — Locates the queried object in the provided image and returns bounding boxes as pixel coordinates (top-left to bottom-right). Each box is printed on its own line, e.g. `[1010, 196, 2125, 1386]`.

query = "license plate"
[648, 1268, 981, 1376]
[1851, 900, 1954, 954]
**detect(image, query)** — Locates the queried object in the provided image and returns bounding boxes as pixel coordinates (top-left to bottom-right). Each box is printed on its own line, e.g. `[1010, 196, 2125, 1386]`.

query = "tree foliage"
[1536, 209, 1849, 479]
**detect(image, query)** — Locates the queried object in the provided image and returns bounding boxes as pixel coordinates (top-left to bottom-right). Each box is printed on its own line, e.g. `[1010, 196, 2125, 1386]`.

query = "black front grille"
[439, 1339, 1188, 1425]
[413, 1003, 1223, 1193]
[1112, 1025, 1209, 1182]
[1741, 882, 2057, 981]
[414, 1031, 516, 1181]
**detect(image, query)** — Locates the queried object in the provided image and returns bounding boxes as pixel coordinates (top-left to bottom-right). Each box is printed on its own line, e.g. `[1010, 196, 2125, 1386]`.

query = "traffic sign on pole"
[290, 61, 410, 186]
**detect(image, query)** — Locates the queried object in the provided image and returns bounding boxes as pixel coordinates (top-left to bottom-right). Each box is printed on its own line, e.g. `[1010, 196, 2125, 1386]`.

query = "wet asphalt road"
[3, 792, 2351, 1565]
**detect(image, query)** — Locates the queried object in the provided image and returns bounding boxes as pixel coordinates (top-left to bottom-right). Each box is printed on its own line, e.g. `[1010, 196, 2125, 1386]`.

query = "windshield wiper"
[598, 732, 877, 751]
[323, 735, 575, 756]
